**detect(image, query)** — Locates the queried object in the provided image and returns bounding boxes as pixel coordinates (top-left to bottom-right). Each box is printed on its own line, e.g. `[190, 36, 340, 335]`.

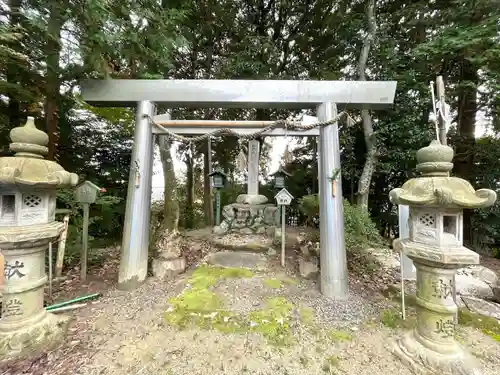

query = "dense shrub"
[297, 194, 383, 250]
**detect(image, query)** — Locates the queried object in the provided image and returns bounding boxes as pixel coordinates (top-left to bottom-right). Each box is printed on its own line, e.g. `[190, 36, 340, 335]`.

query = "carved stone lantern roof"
[0, 117, 78, 189]
[389, 140, 496, 209]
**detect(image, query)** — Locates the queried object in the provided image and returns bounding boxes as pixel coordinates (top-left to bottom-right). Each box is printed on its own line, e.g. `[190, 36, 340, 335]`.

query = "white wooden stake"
[49, 242, 53, 299]
[401, 250, 406, 320]
[81, 203, 89, 282]
[281, 206, 286, 267]
[55, 213, 70, 278]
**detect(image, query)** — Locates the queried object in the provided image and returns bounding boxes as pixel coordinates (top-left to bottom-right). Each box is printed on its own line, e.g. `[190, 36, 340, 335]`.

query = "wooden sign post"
[74, 181, 104, 282]
[274, 188, 294, 267]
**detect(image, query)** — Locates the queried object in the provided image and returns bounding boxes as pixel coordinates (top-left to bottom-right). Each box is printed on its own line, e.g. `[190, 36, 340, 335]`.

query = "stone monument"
[0, 117, 78, 361]
[389, 140, 496, 375]
[213, 140, 278, 236]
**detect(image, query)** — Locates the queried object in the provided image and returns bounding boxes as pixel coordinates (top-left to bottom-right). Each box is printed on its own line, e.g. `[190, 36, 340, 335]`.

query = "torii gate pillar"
[118, 101, 155, 290]
[318, 102, 348, 299]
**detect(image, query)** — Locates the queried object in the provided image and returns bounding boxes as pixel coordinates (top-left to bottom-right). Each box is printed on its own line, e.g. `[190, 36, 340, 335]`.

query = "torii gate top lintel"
[81, 79, 397, 109]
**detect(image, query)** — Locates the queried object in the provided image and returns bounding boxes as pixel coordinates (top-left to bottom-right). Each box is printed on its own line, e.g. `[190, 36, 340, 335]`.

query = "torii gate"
[81, 79, 397, 299]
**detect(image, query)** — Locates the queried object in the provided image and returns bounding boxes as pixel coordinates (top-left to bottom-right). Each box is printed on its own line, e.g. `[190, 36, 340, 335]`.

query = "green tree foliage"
[1, 0, 499, 260]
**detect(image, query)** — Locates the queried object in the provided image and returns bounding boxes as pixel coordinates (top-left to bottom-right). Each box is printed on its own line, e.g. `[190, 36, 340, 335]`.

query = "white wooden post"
[399, 204, 416, 280]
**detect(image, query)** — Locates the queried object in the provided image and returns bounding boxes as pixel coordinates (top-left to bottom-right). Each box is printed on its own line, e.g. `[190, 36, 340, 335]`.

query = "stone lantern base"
[393, 330, 481, 375]
[392, 239, 483, 375]
[0, 222, 69, 362]
[0, 311, 70, 363]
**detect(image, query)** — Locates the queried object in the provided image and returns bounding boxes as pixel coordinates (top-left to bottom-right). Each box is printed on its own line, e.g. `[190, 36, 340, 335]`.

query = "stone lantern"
[270, 166, 291, 189]
[208, 169, 227, 226]
[389, 140, 496, 375]
[208, 169, 227, 190]
[0, 117, 78, 361]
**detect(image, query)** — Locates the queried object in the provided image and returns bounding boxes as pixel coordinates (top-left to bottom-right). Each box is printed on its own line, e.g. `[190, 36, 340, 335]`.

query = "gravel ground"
[4, 260, 498, 375]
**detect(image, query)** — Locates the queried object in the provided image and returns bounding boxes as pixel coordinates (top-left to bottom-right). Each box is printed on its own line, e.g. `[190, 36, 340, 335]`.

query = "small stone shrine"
[213, 140, 278, 236]
[0, 117, 78, 361]
[389, 140, 497, 375]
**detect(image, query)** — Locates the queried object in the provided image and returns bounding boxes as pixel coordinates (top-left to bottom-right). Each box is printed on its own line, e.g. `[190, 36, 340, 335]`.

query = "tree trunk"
[7, 0, 22, 128]
[158, 136, 179, 233]
[356, 0, 377, 210]
[45, 2, 63, 161]
[203, 137, 213, 226]
[454, 58, 478, 247]
[185, 147, 195, 229]
[312, 137, 318, 193]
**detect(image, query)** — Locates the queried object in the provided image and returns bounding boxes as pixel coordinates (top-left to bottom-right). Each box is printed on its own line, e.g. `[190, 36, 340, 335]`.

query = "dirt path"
[5, 251, 499, 375]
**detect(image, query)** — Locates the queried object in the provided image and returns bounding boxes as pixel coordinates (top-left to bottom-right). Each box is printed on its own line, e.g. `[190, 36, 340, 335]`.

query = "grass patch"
[379, 308, 415, 329]
[381, 285, 417, 307]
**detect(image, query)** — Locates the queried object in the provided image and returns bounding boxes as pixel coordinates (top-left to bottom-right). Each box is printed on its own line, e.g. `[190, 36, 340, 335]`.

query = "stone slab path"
[207, 251, 268, 270]
[4, 252, 498, 375]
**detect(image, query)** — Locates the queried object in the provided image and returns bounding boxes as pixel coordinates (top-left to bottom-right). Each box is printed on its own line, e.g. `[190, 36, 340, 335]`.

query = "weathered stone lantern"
[390, 140, 496, 375]
[0, 117, 78, 361]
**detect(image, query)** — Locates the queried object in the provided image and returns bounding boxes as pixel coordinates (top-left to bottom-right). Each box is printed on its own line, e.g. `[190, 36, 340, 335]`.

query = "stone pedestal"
[392, 250, 481, 375]
[213, 201, 278, 236]
[151, 231, 186, 280]
[152, 257, 186, 280]
[0, 223, 69, 361]
[393, 330, 481, 375]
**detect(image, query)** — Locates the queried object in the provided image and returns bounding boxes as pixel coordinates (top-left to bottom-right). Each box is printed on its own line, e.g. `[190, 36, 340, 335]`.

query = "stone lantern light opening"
[0, 117, 79, 362]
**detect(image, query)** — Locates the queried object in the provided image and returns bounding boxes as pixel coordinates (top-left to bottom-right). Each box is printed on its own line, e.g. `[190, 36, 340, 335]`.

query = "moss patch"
[248, 297, 294, 347]
[165, 266, 298, 346]
[263, 276, 296, 289]
[264, 278, 283, 289]
[187, 265, 254, 289]
[298, 307, 315, 325]
[327, 329, 352, 342]
[165, 265, 253, 331]
[458, 309, 500, 342]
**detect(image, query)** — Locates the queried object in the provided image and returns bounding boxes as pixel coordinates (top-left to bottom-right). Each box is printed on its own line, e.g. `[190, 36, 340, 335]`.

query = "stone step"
[206, 251, 268, 271]
[209, 234, 274, 254]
